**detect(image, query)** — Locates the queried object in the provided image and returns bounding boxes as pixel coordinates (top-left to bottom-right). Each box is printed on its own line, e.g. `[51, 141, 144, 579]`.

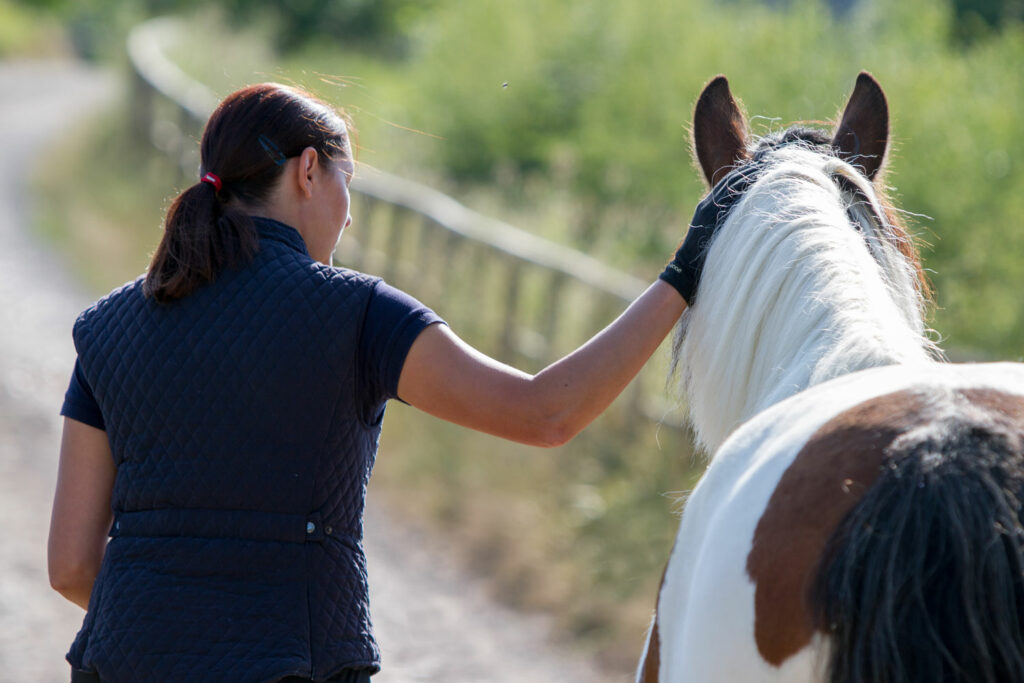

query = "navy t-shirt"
[62, 280, 440, 430]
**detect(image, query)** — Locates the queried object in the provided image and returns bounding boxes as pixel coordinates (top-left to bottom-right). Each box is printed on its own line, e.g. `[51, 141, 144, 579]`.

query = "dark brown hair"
[144, 83, 353, 302]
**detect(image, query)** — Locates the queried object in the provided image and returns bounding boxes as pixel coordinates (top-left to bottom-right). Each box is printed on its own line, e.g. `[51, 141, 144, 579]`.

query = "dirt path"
[0, 59, 619, 683]
[0, 59, 105, 682]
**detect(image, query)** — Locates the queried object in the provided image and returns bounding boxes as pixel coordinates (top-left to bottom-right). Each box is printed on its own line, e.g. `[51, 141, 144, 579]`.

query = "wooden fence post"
[500, 258, 523, 363]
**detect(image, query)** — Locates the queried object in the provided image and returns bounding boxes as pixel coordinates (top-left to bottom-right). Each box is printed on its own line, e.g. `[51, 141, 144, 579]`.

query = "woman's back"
[66, 217, 436, 681]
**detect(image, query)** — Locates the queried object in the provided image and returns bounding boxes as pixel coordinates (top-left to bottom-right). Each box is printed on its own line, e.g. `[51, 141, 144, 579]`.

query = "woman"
[47, 82, 713, 683]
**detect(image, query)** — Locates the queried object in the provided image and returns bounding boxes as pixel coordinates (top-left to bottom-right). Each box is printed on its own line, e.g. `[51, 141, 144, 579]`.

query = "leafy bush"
[951, 0, 1024, 44]
[393, 0, 1023, 357]
[213, 0, 436, 53]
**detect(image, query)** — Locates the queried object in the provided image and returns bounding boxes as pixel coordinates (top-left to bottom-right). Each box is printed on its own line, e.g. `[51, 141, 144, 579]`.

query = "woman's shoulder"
[312, 265, 437, 318]
[75, 276, 147, 321]
[301, 261, 385, 298]
[70, 276, 147, 347]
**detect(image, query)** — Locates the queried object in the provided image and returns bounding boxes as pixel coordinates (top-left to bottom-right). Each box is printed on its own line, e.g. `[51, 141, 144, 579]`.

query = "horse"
[637, 73, 1024, 683]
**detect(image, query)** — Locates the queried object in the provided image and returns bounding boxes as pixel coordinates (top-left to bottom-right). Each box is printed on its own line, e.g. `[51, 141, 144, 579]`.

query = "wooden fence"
[126, 17, 685, 428]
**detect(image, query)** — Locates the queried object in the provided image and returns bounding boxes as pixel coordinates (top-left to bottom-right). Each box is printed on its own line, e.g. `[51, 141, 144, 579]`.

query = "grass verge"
[33, 96, 175, 295]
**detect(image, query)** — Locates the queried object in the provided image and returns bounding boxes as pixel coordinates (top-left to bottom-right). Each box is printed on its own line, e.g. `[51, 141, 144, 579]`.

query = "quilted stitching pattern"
[68, 219, 387, 682]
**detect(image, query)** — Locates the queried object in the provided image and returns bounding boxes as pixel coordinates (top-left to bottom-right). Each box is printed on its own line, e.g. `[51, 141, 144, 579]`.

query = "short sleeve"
[61, 357, 106, 430]
[360, 281, 445, 403]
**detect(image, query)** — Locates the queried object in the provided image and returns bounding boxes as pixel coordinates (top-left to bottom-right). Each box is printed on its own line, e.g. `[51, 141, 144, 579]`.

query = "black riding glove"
[659, 165, 760, 305]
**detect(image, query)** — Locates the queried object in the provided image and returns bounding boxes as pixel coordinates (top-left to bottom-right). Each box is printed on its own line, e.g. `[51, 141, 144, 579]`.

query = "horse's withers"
[806, 387, 1024, 682]
[646, 363, 1024, 683]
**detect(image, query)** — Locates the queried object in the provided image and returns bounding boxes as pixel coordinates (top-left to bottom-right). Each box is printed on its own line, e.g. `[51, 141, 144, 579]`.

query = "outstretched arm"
[397, 279, 686, 447]
[48, 418, 115, 609]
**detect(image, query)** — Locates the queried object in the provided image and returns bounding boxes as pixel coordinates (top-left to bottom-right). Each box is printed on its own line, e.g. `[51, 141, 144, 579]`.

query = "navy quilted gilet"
[67, 219, 399, 682]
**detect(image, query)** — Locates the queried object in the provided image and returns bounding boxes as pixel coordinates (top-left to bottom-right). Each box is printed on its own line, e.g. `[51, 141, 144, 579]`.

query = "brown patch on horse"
[639, 560, 671, 682]
[639, 621, 661, 683]
[746, 389, 930, 666]
[959, 388, 1024, 428]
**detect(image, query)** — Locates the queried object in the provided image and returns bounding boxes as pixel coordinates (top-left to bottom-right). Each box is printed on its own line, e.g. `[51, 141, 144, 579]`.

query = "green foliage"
[16, 0, 433, 58]
[951, 0, 1024, 44]
[878, 14, 1024, 358]
[387, 0, 1023, 358]
[33, 101, 174, 293]
[0, 0, 65, 56]
[210, 0, 436, 54]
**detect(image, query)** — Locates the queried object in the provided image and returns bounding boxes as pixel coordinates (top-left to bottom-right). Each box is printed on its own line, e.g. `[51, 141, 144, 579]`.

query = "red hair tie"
[200, 172, 223, 192]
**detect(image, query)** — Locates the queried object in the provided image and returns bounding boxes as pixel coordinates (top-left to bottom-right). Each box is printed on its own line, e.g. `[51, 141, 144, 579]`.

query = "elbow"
[531, 416, 580, 448]
[48, 557, 98, 605]
[49, 565, 89, 595]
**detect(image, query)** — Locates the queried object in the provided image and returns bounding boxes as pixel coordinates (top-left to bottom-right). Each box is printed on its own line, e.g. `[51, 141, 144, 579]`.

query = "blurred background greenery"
[7, 0, 1022, 672]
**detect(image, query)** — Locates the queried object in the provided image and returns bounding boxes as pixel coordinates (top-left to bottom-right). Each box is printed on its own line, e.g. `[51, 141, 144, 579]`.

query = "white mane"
[674, 145, 939, 454]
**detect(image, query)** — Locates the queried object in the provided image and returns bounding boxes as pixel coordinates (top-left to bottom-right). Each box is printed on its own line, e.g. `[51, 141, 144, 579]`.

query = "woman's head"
[144, 83, 354, 303]
[198, 83, 353, 208]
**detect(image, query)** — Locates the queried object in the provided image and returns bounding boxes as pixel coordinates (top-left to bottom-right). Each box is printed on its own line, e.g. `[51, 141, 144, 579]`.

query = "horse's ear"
[693, 75, 750, 187]
[832, 72, 889, 181]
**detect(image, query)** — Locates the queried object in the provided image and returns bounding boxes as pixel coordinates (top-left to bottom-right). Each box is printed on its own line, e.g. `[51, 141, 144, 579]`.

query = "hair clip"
[258, 134, 287, 166]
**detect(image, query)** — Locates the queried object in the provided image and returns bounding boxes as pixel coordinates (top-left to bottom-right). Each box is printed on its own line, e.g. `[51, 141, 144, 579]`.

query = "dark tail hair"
[811, 420, 1024, 683]
[144, 83, 353, 302]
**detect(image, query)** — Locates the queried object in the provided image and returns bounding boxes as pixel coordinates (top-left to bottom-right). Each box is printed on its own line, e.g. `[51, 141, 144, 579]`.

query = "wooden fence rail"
[126, 16, 685, 428]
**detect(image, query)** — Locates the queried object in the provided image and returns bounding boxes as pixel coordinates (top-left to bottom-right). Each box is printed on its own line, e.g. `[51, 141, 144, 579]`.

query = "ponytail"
[143, 179, 257, 303]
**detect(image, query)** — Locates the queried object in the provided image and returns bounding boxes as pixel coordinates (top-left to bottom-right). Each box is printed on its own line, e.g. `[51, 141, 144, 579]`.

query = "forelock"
[752, 126, 834, 159]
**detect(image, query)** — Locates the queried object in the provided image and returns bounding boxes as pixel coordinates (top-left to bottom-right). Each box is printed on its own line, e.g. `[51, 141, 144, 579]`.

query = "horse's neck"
[759, 312, 930, 415]
[678, 170, 934, 455]
[687, 290, 932, 456]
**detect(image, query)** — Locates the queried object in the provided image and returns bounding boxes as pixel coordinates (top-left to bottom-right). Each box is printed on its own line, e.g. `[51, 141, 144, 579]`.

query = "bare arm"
[398, 279, 687, 447]
[48, 417, 115, 610]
